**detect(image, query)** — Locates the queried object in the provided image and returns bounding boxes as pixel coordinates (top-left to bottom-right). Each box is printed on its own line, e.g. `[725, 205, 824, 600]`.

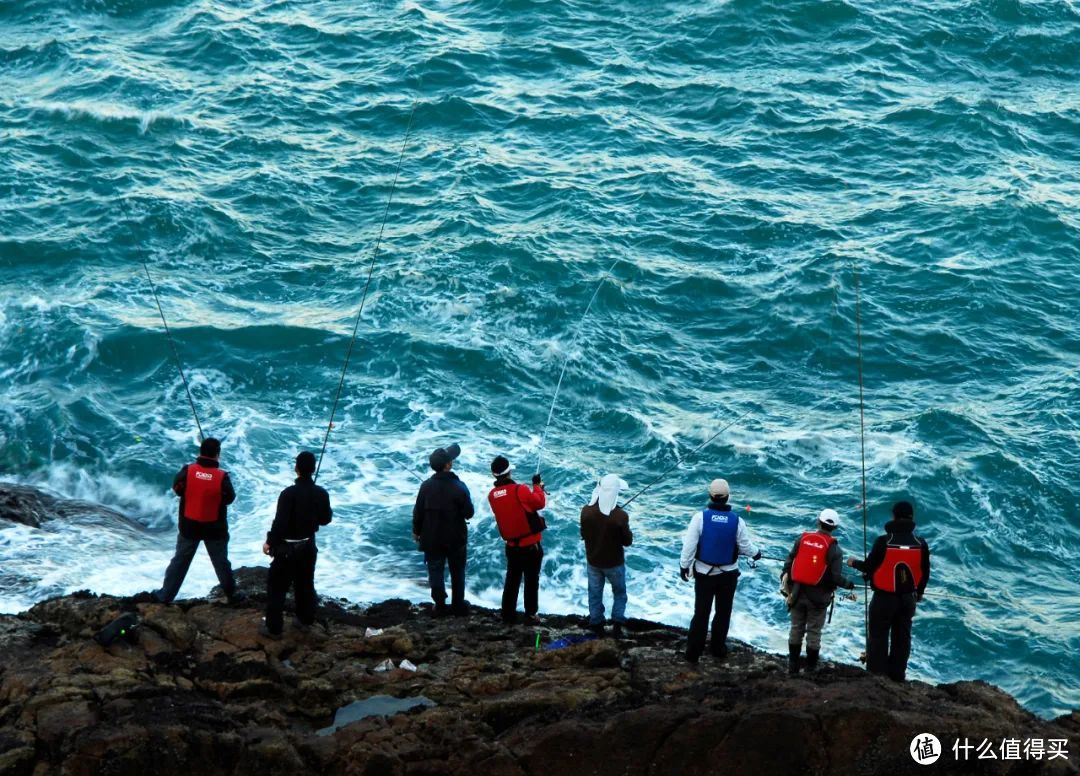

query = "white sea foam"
[31, 100, 193, 135]
[15, 464, 175, 527]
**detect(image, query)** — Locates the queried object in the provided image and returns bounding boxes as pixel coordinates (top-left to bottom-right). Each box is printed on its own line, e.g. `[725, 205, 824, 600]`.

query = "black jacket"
[266, 476, 332, 546]
[173, 456, 235, 541]
[782, 530, 854, 607]
[412, 471, 474, 553]
[851, 518, 931, 598]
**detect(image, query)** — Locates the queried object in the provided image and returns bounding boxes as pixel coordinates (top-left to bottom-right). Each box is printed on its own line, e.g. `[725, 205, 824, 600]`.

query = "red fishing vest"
[488, 484, 541, 547]
[184, 463, 224, 523]
[790, 531, 836, 585]
[872, 543, 924, 593]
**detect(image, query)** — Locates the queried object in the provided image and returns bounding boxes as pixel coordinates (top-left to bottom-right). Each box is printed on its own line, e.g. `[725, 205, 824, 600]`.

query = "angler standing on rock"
[259, 451, 332, 638]
[847, 500, 931, 682]
[679, 478, 760, 664]
[413, 444, 474, 616]
[152, 437, 242, 604]
[487, 456, 547, 625]
[781, 508, 855, 675]
[580, 474, 632, 637]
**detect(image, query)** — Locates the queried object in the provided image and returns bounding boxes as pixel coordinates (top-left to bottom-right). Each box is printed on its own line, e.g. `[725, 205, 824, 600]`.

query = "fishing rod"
[314, 100, 418, 482]
[741, 553, 785, 565]
[924, 590, 999, 604]
[141, 260, 205, 442]
[831, 588, 999, 605]
[393, 455, 426, 484]
[535, 259, 621, 474]
[852, 262, 870, 653]
[620, 406, 758, 509]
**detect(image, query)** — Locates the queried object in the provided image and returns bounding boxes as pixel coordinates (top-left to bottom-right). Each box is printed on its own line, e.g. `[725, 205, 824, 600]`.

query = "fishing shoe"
[258, 623, 282, 641]
[788, 643, 802, 675]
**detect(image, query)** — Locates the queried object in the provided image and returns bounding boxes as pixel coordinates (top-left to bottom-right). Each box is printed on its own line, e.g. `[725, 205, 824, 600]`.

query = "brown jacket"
[579, 503, 633, 569]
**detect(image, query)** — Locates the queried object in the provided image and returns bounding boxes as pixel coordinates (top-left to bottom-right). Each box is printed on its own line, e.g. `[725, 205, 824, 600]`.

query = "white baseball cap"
[818, 508, 840, 528]
[709, 478, 730, 498]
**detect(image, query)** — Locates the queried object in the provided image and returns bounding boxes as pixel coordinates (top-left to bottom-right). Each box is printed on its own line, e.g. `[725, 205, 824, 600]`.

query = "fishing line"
[822, 267, 843, 384]
[534, 258, 620, 474]
[393, 455, 426, 484]
[620, 406, 758, 509]
[141, 259, 205, 443]
[852, 261, 870, 652]
[315, 100, 418, 482]
[923, 590, 998, 604]
[782, 266, 846, 437]
[833, 588, 999, 605]
[741, 553, 785, 564]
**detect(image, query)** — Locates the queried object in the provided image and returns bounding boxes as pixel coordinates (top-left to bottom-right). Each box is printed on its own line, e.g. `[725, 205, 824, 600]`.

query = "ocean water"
[1, 0, 1077, 719]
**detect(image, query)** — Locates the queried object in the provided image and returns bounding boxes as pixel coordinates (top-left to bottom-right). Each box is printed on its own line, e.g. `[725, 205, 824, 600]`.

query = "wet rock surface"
[0, 566, 1076, 776]
[0, 482, 142, 531]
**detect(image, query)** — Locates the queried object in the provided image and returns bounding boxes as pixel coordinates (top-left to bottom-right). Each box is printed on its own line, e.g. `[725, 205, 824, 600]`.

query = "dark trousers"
[502, 543, 543, 619]
[867, 591, 917, 681]
[687, 570, 740, 660]
[265, 542, 318, 635]
[156, 534, 234, 603]
[426, 544, 467, 610]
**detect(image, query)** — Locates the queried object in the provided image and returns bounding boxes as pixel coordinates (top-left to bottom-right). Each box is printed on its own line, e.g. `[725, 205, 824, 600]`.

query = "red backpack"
[790, 531, 836, 586]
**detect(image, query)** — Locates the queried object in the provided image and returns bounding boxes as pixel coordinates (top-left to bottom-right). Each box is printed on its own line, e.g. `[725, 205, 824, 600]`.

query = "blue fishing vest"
[697, 508, 740, 566]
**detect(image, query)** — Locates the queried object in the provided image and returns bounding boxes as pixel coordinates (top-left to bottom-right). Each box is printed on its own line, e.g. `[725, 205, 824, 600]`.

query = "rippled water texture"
[1, 0, 1077, 717]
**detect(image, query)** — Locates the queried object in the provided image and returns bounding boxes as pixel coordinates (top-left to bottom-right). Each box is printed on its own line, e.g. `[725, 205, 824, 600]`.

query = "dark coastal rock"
[0, 482, 141, 531]
[0, 568, 1076, 776]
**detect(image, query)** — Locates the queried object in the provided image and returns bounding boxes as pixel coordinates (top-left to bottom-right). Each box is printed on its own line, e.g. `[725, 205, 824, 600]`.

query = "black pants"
[502, 543, 543, 619]
[265, 542, 317, 634]
[156, 534, 234, 602]
[425, 544, 467, 611]
[687, 570, 740, 660]
[867, 591, 917, 681]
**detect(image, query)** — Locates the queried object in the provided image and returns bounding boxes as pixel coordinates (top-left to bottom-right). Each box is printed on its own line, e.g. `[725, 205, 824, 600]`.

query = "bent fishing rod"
[141, 260, 205, 443]
[620, 406, 758, 510]
[853, 261, 870, 652]
[314, 100, 418, 483]
[535, 259, 621, 474]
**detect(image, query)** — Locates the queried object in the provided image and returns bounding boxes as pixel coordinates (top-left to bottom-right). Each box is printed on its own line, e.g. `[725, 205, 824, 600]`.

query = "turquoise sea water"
[1, 0, 1077, 718]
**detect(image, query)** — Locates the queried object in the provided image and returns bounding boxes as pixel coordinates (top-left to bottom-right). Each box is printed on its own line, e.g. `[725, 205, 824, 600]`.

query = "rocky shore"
[0, 564, 1076, 776]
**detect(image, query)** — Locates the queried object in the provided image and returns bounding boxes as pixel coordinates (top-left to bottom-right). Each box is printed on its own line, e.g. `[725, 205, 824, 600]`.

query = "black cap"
[892, 500, 914, 520]
[491, 455, 510, 476]
[429, 443, 461, 471]
[200, 437, 221, 457]
[296, 451, 316, 476]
